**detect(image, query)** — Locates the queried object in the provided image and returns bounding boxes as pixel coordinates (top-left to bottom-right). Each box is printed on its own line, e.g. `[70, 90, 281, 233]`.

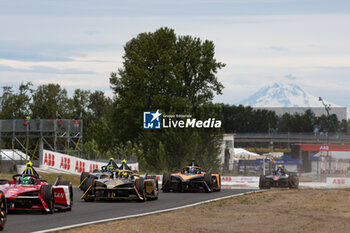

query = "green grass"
[0, 172, 81, 187]
[236, 198, 256, 205]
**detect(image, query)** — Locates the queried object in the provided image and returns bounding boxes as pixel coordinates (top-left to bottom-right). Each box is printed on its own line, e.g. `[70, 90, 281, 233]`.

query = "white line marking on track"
[32, 190, 264, 233]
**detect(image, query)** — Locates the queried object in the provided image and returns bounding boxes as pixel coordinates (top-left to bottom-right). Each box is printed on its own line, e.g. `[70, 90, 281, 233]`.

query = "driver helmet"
[190, 160, 196, 167]
[189, 168, 196, 174]
[107, 165, 114, 172]
[276, 165, 282, 175]
[109, 157, 114, 161]
[121, 159, 127, 170]
[22, 176, 31, 185]
[26, 161, 33, 167]
[122, 171, 128, 177]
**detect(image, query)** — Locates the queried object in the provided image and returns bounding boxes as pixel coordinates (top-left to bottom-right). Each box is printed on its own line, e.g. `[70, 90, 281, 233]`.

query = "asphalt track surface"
[6, 188, 255, 233]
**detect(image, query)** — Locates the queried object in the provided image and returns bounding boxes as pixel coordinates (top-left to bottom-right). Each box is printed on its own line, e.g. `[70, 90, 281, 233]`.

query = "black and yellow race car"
[162, 160, 221, 192]
[79, 158, 140, 190]
[81, 159, 159, 202]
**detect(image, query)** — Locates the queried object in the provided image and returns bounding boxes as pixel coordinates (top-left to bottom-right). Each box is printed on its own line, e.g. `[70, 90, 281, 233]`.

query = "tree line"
[0, 27, 348, 172]
[221, 104, 347, 134]
[0, 28, 225, 172]
[0, 82, 114, 155]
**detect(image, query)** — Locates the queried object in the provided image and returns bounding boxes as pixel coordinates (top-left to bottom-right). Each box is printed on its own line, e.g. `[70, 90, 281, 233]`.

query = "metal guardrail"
[91, 155, 139, 164]
[235, 133, 350, 139]
[234, 133, 350, 144]
[0, 119, 82, 133]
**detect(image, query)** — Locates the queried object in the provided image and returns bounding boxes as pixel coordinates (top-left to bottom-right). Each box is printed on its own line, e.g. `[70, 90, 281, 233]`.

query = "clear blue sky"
[0, 0, 349, 107]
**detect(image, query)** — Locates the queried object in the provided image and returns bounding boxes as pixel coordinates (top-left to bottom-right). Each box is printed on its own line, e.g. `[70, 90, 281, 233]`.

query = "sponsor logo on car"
[55, 192, 65, 199]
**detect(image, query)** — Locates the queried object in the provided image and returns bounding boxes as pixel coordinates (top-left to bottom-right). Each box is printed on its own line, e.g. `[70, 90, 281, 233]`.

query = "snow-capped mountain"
[239, 82, 338, 108]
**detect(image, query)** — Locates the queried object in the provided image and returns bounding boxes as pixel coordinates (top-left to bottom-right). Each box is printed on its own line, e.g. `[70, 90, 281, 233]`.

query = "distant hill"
[239, 82, 338, 107]
[238, 81, 347, 120]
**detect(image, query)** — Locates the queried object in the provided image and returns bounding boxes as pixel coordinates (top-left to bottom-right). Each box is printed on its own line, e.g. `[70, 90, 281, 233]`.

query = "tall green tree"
[70, 89, 91, 118]
[83, 91, 113, 154]
[30, 84, 69, 118]
[0, 86, 15, 119]
[0, 82, 33, 119]
[110, 27, 225, 171]
[88, 91, 112, 120]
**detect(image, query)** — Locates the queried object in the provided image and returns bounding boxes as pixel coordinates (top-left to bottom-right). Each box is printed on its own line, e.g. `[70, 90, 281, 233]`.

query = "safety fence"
[38, 150, 350, 188]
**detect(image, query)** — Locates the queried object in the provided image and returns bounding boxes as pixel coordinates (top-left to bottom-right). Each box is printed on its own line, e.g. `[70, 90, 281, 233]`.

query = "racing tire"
[295, 176, 299, 189]
[80, 172, 90, 190]
[40, 185, 55, 214]
[215, 175, 221, 192]
[0, 180, 9, 185]
[288, 174, 298, 189]
[62, 181, 73, 210]
[259, 175, 266, 189]
[0, 191, 7, 231]
[83, 177, 95, 202]
[153, 180, 159, 200]
[162, 173, 171, 192]
[150, 179, 159, 200]
[204, 172, 213, 192]
[212, 175, 220, 192]
[135, 178, 146, 202]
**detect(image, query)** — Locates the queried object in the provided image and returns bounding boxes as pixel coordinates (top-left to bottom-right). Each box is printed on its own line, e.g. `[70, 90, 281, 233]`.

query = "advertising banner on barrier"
[221, 176, 259, 186]
[326, 177, 350, 187]
[41, 150, 138, 175]
[155, 175, 258, 186]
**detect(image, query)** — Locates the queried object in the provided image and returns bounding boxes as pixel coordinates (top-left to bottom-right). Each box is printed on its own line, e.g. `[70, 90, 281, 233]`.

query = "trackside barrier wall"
[40, 149, 138, 175]
[146, 175, 350, 188]
[220, 176, 259, 185]
[326, 177, 350, 188]
[153, 175, 259, 186]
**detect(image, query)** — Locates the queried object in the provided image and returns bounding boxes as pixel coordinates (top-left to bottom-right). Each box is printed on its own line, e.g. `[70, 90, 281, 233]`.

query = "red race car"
[0, 174, 73, 214]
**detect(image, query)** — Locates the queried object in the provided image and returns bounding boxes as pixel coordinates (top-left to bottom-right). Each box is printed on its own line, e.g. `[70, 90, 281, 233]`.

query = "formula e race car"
[78, 167, 111, 191]
[162, 161, 221, 192]
[81, 169, 159, 202]
[0, 191, 7, 231]
[78, 158, 137, 190]
[0, 174, 73, 214]
[259, 171, 299, 189]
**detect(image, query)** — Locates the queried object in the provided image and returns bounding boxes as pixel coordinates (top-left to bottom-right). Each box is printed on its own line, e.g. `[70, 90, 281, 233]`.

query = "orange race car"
[162, 160, 221, 192]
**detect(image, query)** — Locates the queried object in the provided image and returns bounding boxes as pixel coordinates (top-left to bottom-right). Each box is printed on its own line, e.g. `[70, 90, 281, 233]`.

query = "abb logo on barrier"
[332, 178, 345, 185]
[221, 176, 232, 182]
[320, 145, 329, 150]
[44, 153, 55, 166]
[75, 161, 85, 173]
[89, 164, 99, 173]
[60, 157, 71, 170]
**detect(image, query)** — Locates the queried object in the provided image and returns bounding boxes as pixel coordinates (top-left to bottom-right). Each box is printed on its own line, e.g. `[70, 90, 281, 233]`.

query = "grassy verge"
[0, 172, 81, 187]
[61, 189, 350, 233]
